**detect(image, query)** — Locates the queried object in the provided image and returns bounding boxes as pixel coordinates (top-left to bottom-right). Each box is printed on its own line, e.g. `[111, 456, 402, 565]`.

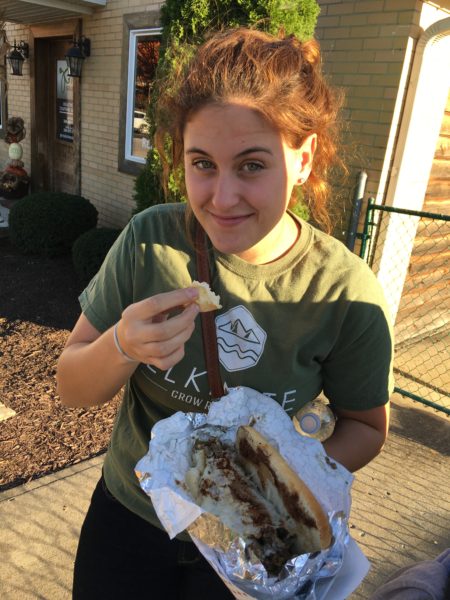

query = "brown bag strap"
[195, 224, 224, 400]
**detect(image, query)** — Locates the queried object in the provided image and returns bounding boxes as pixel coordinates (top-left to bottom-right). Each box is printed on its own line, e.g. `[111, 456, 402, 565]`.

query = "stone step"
[0, 401, 16, 422]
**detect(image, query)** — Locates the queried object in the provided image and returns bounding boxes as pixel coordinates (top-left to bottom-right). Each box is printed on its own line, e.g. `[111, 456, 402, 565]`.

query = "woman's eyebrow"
[235, 146, 273, 158]
[185, 146, 273, 157]
[185, 147, 210, 155]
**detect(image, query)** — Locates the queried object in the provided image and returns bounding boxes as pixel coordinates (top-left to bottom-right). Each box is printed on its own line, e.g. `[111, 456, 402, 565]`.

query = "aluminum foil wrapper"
[136, 387, 361, 599]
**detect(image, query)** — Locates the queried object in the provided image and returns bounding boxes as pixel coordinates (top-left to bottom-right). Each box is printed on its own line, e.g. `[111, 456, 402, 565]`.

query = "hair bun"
[300, 38, 320, 68]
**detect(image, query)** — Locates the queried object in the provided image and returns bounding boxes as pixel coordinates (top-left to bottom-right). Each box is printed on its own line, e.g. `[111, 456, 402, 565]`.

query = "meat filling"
[186, 435, 300, 575]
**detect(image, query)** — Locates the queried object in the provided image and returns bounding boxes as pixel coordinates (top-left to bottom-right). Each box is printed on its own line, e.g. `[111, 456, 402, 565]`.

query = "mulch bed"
[0, 235, 120, 492]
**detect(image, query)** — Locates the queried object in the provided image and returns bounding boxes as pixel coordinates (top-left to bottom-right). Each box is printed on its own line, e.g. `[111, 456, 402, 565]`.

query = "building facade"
[0, 0, 449, 236]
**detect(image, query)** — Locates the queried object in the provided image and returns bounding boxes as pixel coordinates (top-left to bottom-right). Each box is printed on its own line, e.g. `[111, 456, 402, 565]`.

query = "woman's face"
[183, 103, 316, 264]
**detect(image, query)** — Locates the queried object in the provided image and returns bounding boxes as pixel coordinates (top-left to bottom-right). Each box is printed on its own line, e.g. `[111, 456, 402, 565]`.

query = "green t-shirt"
[80, 203, 393, 532]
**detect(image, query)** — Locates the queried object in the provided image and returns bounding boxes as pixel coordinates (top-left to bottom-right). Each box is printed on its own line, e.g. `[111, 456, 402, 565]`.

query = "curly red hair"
[155, 27, 344, 232]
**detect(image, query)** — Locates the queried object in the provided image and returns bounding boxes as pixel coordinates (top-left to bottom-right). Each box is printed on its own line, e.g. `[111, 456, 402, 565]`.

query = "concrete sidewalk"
[0, 456, 103, 599]
[1, 394, 449, 599]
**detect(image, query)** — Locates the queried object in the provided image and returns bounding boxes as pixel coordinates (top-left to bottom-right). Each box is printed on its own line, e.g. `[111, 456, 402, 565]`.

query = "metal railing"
[353, 200, 450, 415]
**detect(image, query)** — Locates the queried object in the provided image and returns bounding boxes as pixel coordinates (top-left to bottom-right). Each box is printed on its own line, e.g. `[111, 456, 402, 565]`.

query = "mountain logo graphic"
[215, 305, 267, 372]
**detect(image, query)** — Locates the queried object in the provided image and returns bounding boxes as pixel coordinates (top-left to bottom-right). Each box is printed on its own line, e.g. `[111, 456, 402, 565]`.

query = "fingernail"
[186, 287, 199, 299]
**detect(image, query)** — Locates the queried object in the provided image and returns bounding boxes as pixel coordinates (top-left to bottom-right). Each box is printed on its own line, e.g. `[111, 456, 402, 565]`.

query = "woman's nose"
[211, 172, 240, 209]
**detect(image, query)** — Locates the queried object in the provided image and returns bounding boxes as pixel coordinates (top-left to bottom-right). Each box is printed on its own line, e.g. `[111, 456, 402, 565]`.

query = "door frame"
[30, 19, 81, 194]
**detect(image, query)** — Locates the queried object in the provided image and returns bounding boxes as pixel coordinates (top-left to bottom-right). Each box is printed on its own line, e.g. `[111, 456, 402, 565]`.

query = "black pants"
[73, 476, 234, 599]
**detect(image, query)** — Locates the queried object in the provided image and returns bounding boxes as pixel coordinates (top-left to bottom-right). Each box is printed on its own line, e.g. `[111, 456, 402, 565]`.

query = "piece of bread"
[185, 425, 331, 575]
[191, 280, 222, 312]
[236, 426, 332, 554]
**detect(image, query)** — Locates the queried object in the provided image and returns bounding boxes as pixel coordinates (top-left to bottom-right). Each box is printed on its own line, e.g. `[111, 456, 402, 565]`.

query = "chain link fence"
[358, 200, 450, 415]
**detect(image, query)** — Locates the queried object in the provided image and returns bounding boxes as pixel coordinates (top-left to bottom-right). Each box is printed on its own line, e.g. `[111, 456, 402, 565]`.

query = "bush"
[72, 227, 122, 284]
[9, 192, 98, 257]
[133, 149, 166, 214]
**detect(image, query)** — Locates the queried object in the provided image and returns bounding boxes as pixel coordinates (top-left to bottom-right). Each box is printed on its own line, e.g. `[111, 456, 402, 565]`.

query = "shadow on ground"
[0, 236, 82, 331]
[389, 397, 450, 456]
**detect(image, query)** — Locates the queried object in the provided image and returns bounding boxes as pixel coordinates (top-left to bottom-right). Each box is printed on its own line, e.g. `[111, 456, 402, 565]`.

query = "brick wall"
[1, 22, 31, 176]
[78, 0, 162, 227]
[315, 0, 424, 236]
[315, 0, 450, 237]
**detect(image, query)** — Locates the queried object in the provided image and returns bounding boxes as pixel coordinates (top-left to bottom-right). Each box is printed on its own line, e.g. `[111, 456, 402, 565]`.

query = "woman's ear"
[296, 133, 317, 184]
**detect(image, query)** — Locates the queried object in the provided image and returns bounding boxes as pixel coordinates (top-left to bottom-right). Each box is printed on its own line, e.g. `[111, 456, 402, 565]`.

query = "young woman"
[57, 27, 393, 599]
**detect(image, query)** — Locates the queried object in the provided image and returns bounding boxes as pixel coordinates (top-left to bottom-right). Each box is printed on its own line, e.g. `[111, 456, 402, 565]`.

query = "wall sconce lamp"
[7, 40, 29, 76]
[65, 36, 91, 78]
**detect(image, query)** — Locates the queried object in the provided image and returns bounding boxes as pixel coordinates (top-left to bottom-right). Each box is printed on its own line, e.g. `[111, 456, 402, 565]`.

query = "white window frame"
[125, 27, 162, 164]
[0, 79, 6, 136]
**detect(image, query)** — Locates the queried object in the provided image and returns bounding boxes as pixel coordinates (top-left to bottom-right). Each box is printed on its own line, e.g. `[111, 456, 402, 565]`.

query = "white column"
[372, 18, 450, 325]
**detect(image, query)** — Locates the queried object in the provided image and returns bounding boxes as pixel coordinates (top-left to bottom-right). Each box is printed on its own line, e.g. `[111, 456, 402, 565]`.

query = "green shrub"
[290, 187, 310, 221]
[72, 227, 122, 284]
[160, 0, 320, 43]
[133, 149, 166, 214]
[9, 192, 98, 257]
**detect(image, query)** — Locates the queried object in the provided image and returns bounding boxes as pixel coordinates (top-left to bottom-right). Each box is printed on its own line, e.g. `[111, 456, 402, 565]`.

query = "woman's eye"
[193, 159, 214, 170]
[242, 162, 264, 173]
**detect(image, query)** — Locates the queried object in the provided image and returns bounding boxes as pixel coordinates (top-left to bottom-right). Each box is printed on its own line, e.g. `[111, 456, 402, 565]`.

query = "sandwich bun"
[237, 426, 332, 553]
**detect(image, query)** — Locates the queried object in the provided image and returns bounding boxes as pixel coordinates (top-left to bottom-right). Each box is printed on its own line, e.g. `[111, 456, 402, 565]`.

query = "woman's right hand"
[114, 287, 200, 369]
[57, 287, 200, 407]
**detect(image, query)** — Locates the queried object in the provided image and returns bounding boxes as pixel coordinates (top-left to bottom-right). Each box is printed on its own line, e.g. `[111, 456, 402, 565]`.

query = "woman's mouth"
[209, 213, 252, 227]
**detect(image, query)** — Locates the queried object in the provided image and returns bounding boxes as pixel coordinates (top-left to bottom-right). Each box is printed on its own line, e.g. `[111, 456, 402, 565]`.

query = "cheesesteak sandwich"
[185, 425, 332, 575]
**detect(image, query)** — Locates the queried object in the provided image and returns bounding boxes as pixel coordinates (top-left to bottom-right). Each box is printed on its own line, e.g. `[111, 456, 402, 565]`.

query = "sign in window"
[56, 60, 73, 143]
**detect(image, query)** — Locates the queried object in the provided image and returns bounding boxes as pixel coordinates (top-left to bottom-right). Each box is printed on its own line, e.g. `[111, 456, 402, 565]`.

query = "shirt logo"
[216, 305, 267, 372]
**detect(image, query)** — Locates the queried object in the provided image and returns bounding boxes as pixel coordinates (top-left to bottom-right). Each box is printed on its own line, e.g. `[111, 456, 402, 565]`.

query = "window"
[125, 28, 161, 164]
